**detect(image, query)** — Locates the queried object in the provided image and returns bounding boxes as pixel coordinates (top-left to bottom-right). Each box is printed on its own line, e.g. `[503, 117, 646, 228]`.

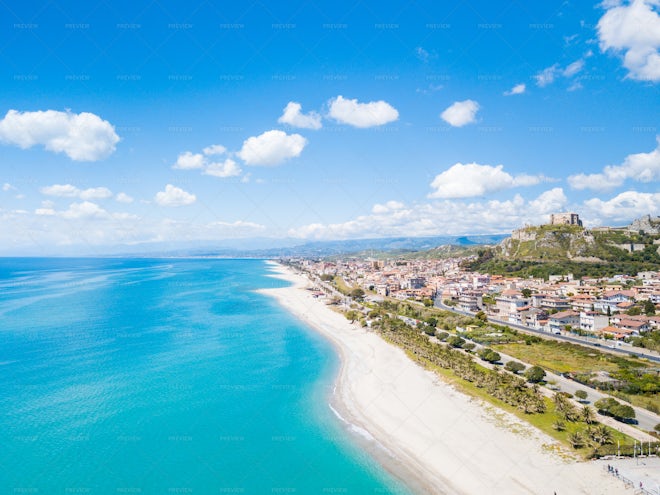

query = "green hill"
[464, 217, 660, 278]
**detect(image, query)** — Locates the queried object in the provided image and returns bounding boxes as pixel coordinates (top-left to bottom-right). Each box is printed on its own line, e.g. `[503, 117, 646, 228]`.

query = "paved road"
[434, 300, 660, 363]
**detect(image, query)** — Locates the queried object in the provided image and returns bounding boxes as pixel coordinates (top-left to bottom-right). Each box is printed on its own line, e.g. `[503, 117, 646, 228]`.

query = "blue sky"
[0, 0, 659, 254]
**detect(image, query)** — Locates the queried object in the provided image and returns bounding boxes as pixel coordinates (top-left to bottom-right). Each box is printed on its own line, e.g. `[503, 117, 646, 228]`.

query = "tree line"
[368, 314, 547, 414]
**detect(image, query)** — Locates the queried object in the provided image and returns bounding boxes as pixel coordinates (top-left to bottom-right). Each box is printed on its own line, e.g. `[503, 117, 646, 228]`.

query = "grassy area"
[406, 350, 635, 459]
[462, 325, 522, 345]
[333, 275, 353, 295]
[492, 339, 660, 415]
[492, 340, 649, 375]
[376, 298, 457, 323]
[610, 391, 660, 417]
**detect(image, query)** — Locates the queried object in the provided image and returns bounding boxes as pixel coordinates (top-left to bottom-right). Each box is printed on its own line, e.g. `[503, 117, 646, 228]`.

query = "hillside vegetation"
[465, 220, 660, 278]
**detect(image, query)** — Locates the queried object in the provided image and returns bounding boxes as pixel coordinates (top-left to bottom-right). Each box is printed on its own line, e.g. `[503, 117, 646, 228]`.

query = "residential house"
[648, 316, 660, 329]
[520, 308, 549, 330]
[531, 293, 549, 308]
[616, 318, 650, 335]
[374, 284, 389, 296]
[570, 294, 596, 312]
[540, 297, 571, 312]
[495, 290, 529, 322]
[472, 274, 490, 289]
[458, 290, 483, 313]
[406, 277, 426, 290]
[602, 289, 636, 303]
[548, 310, 580, 334]
[599, 326, 634, 340]
[579, 311, 609, 334]
[595, 290, 636, 314]
[650, 292, 660, 305]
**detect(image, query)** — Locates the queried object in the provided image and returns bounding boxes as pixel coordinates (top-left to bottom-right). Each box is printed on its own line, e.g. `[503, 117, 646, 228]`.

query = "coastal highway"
[434, 300, 660, 364]
[461, 340, 660, 434]
[433, 301, 660, 432]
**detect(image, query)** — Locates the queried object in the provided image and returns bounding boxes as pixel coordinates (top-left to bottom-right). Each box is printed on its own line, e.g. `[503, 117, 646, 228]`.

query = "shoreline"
[259, 262, 624, 495]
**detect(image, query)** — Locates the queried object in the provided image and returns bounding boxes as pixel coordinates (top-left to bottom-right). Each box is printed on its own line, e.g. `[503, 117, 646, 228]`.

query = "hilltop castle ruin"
[549, 212, 583, 227]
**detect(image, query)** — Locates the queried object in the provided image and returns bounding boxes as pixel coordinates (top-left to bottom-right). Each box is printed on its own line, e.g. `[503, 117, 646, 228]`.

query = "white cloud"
[535, 56, 588, 87]
[115, 192, 134, 203]
[173, 151, 205, 170]
[288, 189, 573, 240]
[40, 184, 79, 197]
[0, 203, 272, 253]
[428, 162, 547, 198]
[563, 59, 585, 77]
[79, 187, 113, 200]
[154, 184, 196, 207]
[568, 173, 619, 190]
[372, 200, 405, 214]
[0, 109, 119, 161]
[237, 130, 307, 166]
[504, 83, 526, 96]
[203, 158, 242, 178]
[415, 46, 436, 63]
[40, 184, 113, 200]
[203, 144, 227, 156]
[534, 64, 560, 87]
[277, 102, 322, 130]
[416, 84, 444, 94]
[61, 201, 109, 219]
[598, 0, 660, 82]
[440, 100, 479, 127]
[528, 188, 568, 213]
[568, 81, 584, 91]
[328, 95, 399, 128]
[568, 136, 660, 190]
[146, 218, 267, 245]
[35, 198, 130, 221]
[173, 145, 243, 178]
[583, 190, 660, 222]
[35, 207, 56, 216]
[2, 183, 15, 192]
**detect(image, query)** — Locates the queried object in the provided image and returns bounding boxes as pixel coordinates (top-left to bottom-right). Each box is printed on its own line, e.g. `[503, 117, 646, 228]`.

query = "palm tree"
[554, 392, 579, 421]
[553, 419, 566, 431]
[590, 424, 613, 446]
[554, 392, 569, 412]
[581, 405, 596, 425]
[568, 431, 584, 449]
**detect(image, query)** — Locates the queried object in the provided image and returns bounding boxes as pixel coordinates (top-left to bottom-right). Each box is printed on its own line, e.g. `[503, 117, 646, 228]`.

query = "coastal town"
[296, 213, 660, 348]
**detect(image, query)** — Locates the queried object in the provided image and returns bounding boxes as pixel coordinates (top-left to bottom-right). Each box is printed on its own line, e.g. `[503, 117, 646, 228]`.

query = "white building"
[579, 311, 609, 334]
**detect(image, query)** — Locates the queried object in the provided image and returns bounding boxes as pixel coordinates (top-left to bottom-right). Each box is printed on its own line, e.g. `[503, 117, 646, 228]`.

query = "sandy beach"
[260, 262, 627, 495]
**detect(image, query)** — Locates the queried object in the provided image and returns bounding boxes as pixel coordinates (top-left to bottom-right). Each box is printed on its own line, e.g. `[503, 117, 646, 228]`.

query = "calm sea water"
[0, 258, 410, 494]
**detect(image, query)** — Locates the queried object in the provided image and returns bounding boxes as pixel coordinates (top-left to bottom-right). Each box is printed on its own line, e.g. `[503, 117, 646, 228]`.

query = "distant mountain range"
[264, 234, 509, 257]
[101, 234, 509, 259]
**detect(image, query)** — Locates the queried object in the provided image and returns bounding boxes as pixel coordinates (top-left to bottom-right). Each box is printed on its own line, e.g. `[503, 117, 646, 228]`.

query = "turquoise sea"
[0, 258, 410, 494]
